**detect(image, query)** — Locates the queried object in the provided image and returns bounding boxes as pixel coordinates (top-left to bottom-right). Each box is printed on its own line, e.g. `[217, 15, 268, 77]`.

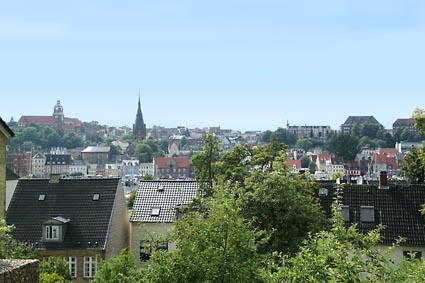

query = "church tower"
[53, 100, 64, 123]
[133, 95, 147, 140]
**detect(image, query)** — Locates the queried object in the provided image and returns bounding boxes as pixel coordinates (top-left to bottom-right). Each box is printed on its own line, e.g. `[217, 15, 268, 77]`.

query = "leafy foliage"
[39, 272, 68, 283]
[326, 132, 359, 160]
[39, 257, 71, 282]
[92, 249, 138, 283]
[402, 145, 425, 184]
[0, 219, 35, 259]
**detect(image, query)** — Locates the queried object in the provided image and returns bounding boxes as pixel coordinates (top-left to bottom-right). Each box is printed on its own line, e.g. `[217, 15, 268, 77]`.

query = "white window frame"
[63, 256, 77, 278]
[84, 256, 97, 278]
[45, 225, 60, 240]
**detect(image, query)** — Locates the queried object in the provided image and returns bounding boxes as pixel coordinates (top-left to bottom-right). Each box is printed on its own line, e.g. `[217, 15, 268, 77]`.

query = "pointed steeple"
[133, 94, 147, 140]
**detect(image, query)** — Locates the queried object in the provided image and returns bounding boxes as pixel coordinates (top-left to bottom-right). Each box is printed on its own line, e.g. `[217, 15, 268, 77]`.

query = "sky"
[1, 1, 425, 132]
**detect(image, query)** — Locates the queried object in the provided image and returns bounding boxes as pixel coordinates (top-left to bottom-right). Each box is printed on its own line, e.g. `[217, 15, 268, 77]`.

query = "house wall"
[0, 133, 6, 218]
[38, 249, 103, 283]
[105, 185, 130, 259]
[377, 245, 425, 263]
[131, 222, 174, 267]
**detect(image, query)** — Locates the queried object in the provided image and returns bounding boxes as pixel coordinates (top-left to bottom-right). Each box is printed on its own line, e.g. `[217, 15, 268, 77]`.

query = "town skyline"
[2, 1, 425, 131]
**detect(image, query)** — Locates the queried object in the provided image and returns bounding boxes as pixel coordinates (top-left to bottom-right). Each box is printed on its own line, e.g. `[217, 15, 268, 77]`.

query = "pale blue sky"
[1, 1, 424, 131]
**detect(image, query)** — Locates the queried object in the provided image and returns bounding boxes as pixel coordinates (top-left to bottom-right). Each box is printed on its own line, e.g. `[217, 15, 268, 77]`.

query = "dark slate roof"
[130, 181, 198, 223]
[342, 115, 381, 126]
[316, 183, 425, 246]
[6, 178, 121, 251]
[45, 154, 72, 165]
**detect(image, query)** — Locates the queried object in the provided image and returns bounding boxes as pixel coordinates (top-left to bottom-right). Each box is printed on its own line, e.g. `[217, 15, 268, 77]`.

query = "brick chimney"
[379, 171, 389, 189]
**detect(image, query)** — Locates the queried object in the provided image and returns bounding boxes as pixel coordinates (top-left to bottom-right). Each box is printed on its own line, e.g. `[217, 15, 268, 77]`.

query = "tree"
[272, 127, 296, 146]
[0, 219, 35, 259]
[413, 108, 425, 136]
[40, 273, 68, 283]
[139, 187, 268, 283]
[39, 257, 71, 282]
[300, 156, 311, 168]
[402, 146, 425, 184]
[326, 132, 359, 161]
[240, 170, 325, 255]
[93, 249, 138, 283]
[61, 132, 83, 149]
[296, 137, 313, 151]
[191, 134, 221, 196]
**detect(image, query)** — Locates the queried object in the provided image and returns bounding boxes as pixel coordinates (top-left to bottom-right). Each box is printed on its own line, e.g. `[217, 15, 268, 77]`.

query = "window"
[84, 256, 97, 278]
[403, 250, 422, 260]
[151, 207, 161, 216]
[341, 205, 350, 222]
[63, 256, 77, 278]
[45, 225, 60, 240]
[93, 193, 100, 201]
[39, 194, 46, 201]
[140, 240, 168, 261]
[360, 206, 375, 223]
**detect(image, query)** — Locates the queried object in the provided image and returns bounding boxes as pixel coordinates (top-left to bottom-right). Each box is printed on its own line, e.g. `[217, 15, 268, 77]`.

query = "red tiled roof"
[286, 159, 301, 169]
[154, 157, 190, 168]
[393, 118, 415, 126]
[378, 148, 399, 157]
[317, 152, 332, 163]
[18, 116, 56, 125]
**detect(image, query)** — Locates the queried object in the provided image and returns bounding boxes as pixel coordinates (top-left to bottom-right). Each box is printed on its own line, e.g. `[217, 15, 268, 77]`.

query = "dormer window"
[42, 216, 70, 242]
[45, 225, 60, 240]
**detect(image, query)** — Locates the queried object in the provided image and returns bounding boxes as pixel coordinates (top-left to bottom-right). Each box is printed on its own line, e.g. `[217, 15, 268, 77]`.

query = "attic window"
[151, 207, 161, 216]
[318, 188, 328, 196]
[360, 206, 375, 223]
[341, 205, 350, 222]
[93, 194, 100, 201]
[39, 194, 46, 201]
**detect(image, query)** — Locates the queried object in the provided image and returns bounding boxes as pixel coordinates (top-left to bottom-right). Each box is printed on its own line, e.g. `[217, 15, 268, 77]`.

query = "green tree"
[93, 249, 138, 283]
[272, 127, 296, 146]
[308, 161, 317, 174]
[402, 146, 425, 184]
[326, 132, 359, 161]
[240, 170, 325, 255]
[260, 130, 273, 143]
[40, 272, 68, 283]
[61, 132, 83, 149]
[39, 257, 71, 282]
[139, 187, 268, 283]
[300, 156, 311, 168]
[413, 108, 425, 136]
[296, 137, 313, 151]
[191, 134, 221, 196]
[0, 219, 35, 259]
[47, 131, 62, 148]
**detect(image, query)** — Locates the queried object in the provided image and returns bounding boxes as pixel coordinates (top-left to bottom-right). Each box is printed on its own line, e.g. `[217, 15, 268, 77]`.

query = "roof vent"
[157, 185, 164, 192]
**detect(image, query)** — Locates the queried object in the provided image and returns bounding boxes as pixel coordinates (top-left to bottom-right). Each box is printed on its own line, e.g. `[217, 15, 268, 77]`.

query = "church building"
[133, 96, 147, 140]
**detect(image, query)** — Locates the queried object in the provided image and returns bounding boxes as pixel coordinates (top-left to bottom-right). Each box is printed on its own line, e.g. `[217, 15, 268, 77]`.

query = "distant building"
[133, 96, 147, 140]
[153, 157, 191, 180]
[340, 116, 382, 134]
[17, 100, 82, 134]
[6, 151, 31, 178]
[45, 154, 72, 176]
[286, 121, 331, 141]
[31, 152, 46, 178]
[81, 146, 111, 165]
[392, 118, 419, 136]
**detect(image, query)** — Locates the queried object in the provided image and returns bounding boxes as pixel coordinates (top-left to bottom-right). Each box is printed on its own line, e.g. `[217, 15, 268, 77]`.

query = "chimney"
[379, 171, 388, 189]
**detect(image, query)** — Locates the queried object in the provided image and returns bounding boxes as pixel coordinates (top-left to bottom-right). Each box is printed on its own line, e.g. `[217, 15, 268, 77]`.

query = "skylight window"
[93, 194, 100, 201]
[360, 206, 375, 223]
[151, 207, 161, 216]
[39, 194, 46, 201]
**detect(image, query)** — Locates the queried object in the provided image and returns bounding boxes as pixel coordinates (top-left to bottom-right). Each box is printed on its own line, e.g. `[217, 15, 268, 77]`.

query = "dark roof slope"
[0, 117, 14, 137]
[6, 178, 120, 250]
[316, 183, 425, 246]
[343, 116, 381, 126]
[130, 181, 198, 223]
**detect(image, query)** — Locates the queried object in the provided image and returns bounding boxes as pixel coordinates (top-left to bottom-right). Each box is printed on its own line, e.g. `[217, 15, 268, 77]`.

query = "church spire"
[133, 94, 147, 140]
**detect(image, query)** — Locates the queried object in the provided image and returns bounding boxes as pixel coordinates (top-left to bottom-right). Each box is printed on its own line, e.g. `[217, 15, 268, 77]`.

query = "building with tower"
[133, 96, 147, 140]
[17, 100, 82, 134]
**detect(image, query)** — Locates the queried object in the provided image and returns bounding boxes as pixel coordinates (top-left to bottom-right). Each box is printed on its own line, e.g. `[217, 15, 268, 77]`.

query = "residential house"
[45, 154, 72, 177]
[326, 157, 345, 177]
[69, 160, 88, 177]
[6, 150, 31, 177]
[81, 146, 111, 165]
[316, 181, 425, 263]
[6, 177, 129, 282]
[286, 159, 302, 174]
[1, 117, 14, 218]
[316, 152, 332, 172]
[31, 152, 46, 178]
[153, 157, 191, 180]
[129, 180, 198, 267]
[340, 116, 382, 134]
[139, 162, 154, 178]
